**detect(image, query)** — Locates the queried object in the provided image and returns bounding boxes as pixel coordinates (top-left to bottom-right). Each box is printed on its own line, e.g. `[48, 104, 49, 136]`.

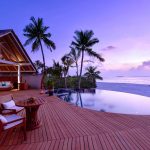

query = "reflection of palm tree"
[76, 92, 83, 107]
[71, 30, 104, 89]
[79, 93, 83, 107]
[84, 66, 103, 83]
[23, 16, 56, 72]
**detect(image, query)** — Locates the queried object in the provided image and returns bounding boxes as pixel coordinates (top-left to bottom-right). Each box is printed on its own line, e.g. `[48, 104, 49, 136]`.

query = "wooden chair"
[0, 113, 26, 140]
[0, 94, 24, 114]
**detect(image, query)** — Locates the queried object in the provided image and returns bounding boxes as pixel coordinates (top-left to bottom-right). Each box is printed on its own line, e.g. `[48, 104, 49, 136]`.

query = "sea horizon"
[97, 76, 150, 85]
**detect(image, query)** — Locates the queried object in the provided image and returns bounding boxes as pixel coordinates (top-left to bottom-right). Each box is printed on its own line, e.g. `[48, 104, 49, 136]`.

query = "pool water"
[66, 89, 150, 115]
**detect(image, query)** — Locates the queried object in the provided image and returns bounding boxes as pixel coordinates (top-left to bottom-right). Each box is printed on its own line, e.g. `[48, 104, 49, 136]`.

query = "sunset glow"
[1, 0, 150, 77]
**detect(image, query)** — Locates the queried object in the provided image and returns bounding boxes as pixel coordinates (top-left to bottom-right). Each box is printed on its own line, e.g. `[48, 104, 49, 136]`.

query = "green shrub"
[47, 76, 96, 89]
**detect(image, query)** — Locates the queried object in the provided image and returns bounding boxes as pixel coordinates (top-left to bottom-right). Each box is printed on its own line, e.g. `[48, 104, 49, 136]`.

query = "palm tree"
[34, 60, 44, 73]
[52, 60, 63, 78]
[84, 66, 103, 83]
[61, 54, 74, 88]
[71, 30, 104, 89]
[23, 16, 56, 72]
[68, 46, 81, 77]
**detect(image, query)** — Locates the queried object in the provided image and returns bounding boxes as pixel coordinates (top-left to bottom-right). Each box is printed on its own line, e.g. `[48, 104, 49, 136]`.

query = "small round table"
[16, 98, 45, 130]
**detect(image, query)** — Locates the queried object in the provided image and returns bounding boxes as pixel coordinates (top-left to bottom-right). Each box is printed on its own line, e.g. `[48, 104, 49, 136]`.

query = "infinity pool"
[66, 89, 150, 115]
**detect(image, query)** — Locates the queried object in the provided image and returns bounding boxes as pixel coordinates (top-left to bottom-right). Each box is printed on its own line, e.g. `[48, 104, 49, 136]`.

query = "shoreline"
[97, 82, 150, 97]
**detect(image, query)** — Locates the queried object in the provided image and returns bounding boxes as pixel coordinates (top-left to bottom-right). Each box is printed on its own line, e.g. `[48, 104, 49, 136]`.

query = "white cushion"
[5, 81, 11, 86]
[0, 86, 10, 88]
[0, 115, 8, 123]
[5, 114, 22, 122]
[4, 120, 23, 130]
[2, 100, 15, 109]
[4, 114, 23, 130]
[11, 106, 24, 112]
[0, 81, 11, 88]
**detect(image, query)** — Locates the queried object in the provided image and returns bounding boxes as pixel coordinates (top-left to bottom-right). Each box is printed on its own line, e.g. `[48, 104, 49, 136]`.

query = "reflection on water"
[63, 89, 150, 115]
[100, 109, 106, 112]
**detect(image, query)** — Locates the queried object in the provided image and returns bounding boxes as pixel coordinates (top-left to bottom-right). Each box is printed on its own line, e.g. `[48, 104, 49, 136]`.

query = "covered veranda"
[0, 30, 36, 90]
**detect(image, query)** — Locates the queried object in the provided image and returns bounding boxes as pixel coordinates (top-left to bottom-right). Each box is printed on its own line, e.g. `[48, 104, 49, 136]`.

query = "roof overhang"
[0, 29, 37, 73]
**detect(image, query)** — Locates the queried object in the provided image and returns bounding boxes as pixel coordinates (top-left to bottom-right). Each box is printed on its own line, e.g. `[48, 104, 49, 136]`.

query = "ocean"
[97, 76, 150, 85]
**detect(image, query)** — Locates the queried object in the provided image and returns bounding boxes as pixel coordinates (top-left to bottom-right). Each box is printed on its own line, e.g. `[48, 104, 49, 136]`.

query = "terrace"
[0, 29, 150, 150]
[1, 90, 150, 149]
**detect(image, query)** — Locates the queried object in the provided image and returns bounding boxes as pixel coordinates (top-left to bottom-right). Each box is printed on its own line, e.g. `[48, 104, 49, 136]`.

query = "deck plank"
[1, 90, 150, 149]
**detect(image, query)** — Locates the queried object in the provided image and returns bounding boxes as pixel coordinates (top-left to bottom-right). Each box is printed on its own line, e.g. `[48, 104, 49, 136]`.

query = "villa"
[0, 29, 42, 90]
[0, 30, 150, 150]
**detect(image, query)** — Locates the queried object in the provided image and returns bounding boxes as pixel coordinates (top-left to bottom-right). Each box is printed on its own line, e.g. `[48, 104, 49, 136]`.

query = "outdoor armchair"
[0, 94, 24, 114]
[0, 114, 26, 140]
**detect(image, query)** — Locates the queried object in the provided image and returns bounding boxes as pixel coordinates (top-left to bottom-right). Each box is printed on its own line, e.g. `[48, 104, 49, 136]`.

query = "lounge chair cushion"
[4, 114, 23, 130]
[10, 106, 24, 112]
[2, 100, 15, 109]
[0, 115, 8, 123]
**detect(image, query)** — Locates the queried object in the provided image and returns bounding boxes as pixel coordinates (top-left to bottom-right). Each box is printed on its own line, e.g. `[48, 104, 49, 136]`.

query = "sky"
[1, 0, 150, 78]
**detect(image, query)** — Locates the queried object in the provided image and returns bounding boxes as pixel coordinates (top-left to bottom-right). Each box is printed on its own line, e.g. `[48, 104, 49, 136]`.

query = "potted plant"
[46, 79, 54, 96]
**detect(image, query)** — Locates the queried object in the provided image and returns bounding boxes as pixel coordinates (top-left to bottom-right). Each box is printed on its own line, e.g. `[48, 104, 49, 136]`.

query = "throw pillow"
[2, 100, 15, 109]
[0, 115, 7, 123]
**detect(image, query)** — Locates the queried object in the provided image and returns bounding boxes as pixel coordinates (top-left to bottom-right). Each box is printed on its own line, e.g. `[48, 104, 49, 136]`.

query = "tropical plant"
[46, 79, 54, 90]
[71, 30, 104, 89]
[34, 60, 44, 73]
[23, 16, 56, 73]
[45, 66, 53, 77]
[68, 46, 81, 77]
[52, 60, 63, 78]
[84, 66, 102, 83]
[61, 54, 74, 88]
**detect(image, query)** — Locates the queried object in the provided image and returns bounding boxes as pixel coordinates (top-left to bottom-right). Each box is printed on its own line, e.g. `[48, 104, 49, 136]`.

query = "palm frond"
[84, 30, 94, 40]
[86, 49, 105, 62]
[95, 75, 103, 80]
[24, 37, 34, 46]
[86, 38, 99, 47]
[43, 37, 56, 51]
[32, 39, 40, 51]
[37, 17, 43, 30]
[30, 16, 38, 28]
[44, 33, 51, 38]
[84, 66, 103, 80]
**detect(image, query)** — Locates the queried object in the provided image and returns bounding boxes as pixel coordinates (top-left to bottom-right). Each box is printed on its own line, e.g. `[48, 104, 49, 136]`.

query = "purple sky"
[1, 0, 150, 77]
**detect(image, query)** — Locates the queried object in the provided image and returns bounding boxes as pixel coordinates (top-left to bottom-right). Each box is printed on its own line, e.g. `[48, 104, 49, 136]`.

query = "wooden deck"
[1, 90, 150, 150]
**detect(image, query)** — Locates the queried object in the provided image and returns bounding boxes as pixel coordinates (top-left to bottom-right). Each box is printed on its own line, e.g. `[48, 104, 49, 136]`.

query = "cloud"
[100, 60, 150, 77]
[141, 61, 150, 66]
[93, 36, 150, 77]
[131, 60, 150, 71]
[101, 46, 116, 51]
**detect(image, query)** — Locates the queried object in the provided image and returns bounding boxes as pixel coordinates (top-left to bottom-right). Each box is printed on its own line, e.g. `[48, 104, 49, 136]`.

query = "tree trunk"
[65, 66, 69, 89]
[64, 75, 67, 89]
[39, 40, 46, 89]
[39, 40, 46, 72]
[76, 61, 79, 77]
[78, 50, 84, 89]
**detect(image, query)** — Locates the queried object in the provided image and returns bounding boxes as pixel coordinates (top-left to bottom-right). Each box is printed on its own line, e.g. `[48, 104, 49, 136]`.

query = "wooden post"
[18, 64, 21, 90]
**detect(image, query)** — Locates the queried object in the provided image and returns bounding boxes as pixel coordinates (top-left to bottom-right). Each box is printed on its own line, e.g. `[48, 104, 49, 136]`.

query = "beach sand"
[97, 82, 150, 97]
